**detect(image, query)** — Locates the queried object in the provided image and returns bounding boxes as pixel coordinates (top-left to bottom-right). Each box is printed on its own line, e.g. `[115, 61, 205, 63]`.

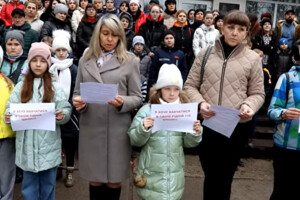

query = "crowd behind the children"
[0, 0, 300, 199]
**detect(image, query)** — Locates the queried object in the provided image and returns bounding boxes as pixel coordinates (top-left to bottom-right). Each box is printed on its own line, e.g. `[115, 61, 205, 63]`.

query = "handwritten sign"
[10, 103, 55, 131]
[151, 103, 198, 133]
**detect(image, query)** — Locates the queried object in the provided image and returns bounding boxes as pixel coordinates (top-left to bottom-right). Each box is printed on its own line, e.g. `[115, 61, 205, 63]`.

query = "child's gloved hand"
[143, 117, 154, 130]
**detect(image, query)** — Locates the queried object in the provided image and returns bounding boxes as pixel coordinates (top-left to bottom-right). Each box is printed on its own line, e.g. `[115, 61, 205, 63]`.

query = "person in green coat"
[128, 64, 202, 200]
[4, 42, 71, 200]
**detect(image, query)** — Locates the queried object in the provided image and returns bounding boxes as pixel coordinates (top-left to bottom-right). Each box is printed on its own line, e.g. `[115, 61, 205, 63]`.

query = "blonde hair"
[148, 85, 190, 104]
[84, 13, 129, 64]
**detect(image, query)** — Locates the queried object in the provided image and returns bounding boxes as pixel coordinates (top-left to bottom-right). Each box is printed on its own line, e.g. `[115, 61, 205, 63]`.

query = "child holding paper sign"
[4, 42, 71, 200]
[128, 64, 202, 200]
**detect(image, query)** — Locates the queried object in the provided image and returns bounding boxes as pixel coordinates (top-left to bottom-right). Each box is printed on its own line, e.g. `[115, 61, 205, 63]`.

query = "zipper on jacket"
[218, 41, 242, 105]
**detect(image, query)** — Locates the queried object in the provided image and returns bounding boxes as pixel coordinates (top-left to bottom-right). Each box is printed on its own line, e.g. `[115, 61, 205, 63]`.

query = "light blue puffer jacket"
[128, 104, 202, 200]
[5, 78, 71, 172]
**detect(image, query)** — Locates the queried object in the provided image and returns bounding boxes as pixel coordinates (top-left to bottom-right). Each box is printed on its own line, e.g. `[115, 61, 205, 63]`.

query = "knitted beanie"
[28, 42, 52, 67]
[52, 30, 72, 52]
[260, 18, 272, 27]
[260, 12, 271, 21]
[129, 0, 139, 6]
[278, 38, 288, 46]
[156, 64, 183, 90]
[132, 35, 145, 47]
[5, 30, 25, 48]
[54, 3, 68, 14]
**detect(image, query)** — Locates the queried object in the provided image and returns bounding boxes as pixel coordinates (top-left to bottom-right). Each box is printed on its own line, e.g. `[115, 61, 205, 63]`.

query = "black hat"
[162, 29, 175, 39]
[260, 18, 272, 27]
[11, 8, 25, 17]
[165, 0, 176, 7]
[150, 0, 159, 5]
[285, 9, 295, 15]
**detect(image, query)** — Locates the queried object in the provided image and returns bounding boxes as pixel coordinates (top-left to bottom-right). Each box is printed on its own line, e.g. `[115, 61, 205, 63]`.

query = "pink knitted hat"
[28, 42, 52, 67]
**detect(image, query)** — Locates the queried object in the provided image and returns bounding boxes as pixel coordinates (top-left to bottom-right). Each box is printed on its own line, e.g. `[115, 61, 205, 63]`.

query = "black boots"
[89, 184, 121, 200]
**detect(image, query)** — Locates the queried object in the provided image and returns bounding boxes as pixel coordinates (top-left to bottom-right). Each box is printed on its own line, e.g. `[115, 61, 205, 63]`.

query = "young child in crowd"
[4, 42, 71, 200]
[130, 35, 151, 103]
[50, 30, 79, 188]
[0, 46, 16, 200]
[274, 38, 293, 83]
[41, 36, 53, 48]
[128, 64, 202, 200]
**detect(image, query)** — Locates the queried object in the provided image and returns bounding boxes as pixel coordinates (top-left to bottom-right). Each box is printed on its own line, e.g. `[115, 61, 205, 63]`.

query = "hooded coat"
[119, 12, 135, 50]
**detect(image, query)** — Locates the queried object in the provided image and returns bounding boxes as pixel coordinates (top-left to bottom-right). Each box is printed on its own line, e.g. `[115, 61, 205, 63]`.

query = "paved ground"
[13, 154, 273, 200]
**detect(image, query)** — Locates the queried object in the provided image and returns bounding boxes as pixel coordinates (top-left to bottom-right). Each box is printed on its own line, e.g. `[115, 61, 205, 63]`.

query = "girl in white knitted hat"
[128, 63, 202, 200]
[49, 29, 79, 188]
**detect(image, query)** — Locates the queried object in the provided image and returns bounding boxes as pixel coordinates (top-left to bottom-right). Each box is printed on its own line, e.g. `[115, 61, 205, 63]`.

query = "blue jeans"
[22, 167, 57, 200]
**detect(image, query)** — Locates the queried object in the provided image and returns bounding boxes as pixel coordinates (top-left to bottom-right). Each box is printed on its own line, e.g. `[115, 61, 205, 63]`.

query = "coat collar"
[83, 55, 120, 82]
[99, 54, 120, 73]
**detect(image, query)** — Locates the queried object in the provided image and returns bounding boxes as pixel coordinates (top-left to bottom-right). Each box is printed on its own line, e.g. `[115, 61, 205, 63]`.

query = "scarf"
[97, 50, 115, 68]
[159, 97, 180, 104]
[7, 50, 23, 61]
[87, 16, 96, 22]
[49, 57, 73, 99]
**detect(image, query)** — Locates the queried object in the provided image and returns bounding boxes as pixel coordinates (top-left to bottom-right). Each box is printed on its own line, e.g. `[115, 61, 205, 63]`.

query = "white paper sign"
[202, 105, 240, 138]
[151, 103, 198, 133]
[80, 82, 118, 104]
[10, 103, 56, 131]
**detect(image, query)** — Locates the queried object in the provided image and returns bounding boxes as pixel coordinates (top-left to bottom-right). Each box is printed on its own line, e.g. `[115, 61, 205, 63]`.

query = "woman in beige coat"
[184, 11, 265, 200]
[73, 13, 142, 200]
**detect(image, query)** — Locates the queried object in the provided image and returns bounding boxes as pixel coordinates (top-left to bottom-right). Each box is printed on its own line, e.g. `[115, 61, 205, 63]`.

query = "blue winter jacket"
[268, 65, 300, 150]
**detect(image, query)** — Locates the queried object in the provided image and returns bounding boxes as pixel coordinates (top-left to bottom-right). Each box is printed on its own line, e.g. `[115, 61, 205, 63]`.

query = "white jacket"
[193, 24, 220, 56]
[71, 7, 84, 42]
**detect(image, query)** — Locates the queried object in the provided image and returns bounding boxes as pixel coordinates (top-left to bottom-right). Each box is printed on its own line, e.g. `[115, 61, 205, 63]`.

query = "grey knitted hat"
[54, 4, 68, 14]
[5, 30, 25, 47]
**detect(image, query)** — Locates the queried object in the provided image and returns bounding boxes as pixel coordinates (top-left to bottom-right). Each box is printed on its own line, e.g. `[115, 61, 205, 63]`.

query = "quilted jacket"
[128, 104, 202, 200]
[184, 38, 265, 119]
[5, 78, 71, 172]
[192, 24, 220, 56]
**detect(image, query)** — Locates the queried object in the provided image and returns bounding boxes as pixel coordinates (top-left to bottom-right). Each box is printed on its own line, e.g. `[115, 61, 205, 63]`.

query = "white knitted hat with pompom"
[52, 29, 72, 53]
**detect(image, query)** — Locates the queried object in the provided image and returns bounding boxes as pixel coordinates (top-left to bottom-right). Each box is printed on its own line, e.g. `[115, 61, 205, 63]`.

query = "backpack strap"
[200, 45, 213, 89]
[7, 59, 26, 84]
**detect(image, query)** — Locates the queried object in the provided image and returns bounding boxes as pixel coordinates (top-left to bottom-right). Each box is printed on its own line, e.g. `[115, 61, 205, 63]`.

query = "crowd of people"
[0, 0, 300, 199]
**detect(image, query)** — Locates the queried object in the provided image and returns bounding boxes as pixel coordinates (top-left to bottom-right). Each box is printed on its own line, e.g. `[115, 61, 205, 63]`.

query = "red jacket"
[134, 11, 146, 34]
[1, 3, 24, 27]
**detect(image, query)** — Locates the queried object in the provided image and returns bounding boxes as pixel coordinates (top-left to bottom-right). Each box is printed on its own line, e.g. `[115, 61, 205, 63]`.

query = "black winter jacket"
[40, 13, 72, 40]
[138, 15, 167, 53]
[76, 18, 98, 59]
[148, 46, 187, 88]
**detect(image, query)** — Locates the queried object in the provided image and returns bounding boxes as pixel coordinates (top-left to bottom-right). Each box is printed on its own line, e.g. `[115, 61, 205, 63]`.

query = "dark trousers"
[199, 121, 251, 200]
[62, 136, 78, 167]
[270, 146, 300, 200]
